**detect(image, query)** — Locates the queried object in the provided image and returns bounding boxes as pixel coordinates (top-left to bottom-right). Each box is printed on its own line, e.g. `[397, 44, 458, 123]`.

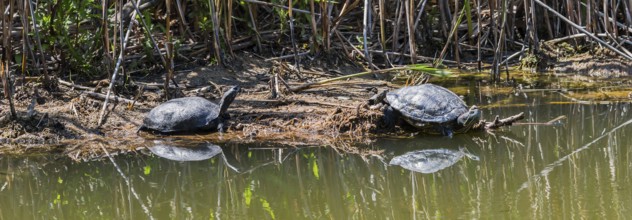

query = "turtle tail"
[218, 86, 241, 115]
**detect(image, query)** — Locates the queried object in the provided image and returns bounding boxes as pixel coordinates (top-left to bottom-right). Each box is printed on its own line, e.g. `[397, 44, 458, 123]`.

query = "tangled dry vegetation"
[0, 54, 400, 159]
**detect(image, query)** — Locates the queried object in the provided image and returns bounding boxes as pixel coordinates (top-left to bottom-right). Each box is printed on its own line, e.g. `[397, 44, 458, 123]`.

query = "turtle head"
[456, 105, 481, 132]
[218, 86, 241, 115]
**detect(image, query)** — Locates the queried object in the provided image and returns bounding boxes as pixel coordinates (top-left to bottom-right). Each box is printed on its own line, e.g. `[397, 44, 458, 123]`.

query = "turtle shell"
[142, 97, 221, 133]
[385, 84, 468, 129]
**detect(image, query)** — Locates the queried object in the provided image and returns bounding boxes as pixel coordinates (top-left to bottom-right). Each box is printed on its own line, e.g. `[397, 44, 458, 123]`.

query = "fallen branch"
[58, 79, 95, 91]
[500, 48, 527, 66]
[265, 51, 310, 61]
[83, 91, 135, 104]
[474, 112, 525, 130]
[135, 82, 178, 90]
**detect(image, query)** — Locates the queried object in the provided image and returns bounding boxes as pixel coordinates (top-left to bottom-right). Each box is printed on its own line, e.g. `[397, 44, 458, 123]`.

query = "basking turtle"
[148, 141, 223, 161]
[139, 86, 240, 133]
[383, 84, 481, 136]
[389, 148, 479, 174]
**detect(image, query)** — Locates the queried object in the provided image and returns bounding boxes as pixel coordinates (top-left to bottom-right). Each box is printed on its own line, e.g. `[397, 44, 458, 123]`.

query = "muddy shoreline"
[1, 52, 631, 160]
[0, 53, 390, 159]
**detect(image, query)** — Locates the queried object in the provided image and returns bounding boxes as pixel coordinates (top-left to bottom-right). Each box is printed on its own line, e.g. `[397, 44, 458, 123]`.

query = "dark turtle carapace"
[139, 86, 240, 134]
[384, 84, 481, 136]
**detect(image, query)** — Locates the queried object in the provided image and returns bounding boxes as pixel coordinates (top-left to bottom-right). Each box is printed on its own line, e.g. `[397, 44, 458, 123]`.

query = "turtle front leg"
[210, 117, 227, 133]
[440, 127, 454, 138]
[383, 106, 400, 129]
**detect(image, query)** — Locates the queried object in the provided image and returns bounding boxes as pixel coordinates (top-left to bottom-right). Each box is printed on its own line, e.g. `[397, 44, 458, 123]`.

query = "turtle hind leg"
[136, 125, 146, 134]
[383, 106, 400, 129]
[217, 120, 226, 133]
[218, 123, 225, 133]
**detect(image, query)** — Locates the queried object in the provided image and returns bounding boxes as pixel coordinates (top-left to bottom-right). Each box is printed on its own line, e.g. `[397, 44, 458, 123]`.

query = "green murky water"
[1, 90, 632, 219]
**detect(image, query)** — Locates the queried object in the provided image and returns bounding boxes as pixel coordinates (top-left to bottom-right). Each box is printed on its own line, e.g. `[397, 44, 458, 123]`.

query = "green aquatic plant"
[260, 198, 276, 220]
[143, 165, 151, 175]
[244, 185, 252, 206]
[312, 155, 320, 180]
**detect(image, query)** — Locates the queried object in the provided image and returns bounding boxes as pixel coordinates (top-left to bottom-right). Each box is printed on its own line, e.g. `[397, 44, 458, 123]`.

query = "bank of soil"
[552, 49, 631, 78]
[0, 53, 393, 159]
[1, 52, 630, 160]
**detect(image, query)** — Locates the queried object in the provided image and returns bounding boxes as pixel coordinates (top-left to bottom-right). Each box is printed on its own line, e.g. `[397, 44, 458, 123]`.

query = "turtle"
[383, 84, 481, 136]
[389, 147, 479, 174]
[148, 141, 223, 161]
[139, 86, 240, 133]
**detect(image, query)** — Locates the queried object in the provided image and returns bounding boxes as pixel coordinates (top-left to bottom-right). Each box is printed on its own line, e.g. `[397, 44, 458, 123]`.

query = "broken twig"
[83, 91, 135, 104]
[483, 112, 525, 129]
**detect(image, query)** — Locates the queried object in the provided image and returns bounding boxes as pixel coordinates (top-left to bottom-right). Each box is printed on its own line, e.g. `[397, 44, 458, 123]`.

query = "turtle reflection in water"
[389, 148, 479, 174]
[148, 141, 222, 161]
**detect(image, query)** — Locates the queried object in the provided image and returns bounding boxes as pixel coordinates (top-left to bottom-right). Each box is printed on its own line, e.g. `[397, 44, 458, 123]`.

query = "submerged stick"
[514, 115, 566, 126]
[100, 145, 155, 220]
[517, 117, 632, 192]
